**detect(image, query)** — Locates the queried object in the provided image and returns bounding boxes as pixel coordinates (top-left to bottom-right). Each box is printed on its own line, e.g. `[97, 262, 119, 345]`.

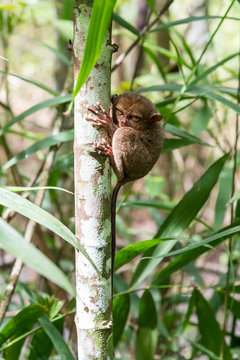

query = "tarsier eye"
[131, 116, 141, 122]
[116, 109, 123, 115]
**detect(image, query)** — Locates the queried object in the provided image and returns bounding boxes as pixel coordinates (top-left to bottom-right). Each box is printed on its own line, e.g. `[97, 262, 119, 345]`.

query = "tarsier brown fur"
[87, 93, 164, 288]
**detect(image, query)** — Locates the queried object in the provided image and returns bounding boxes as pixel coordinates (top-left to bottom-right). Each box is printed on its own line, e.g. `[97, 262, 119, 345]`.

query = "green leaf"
[113, 12, 139, 36]
[189, 52, 240, 86]
[73, 0, 116, 99]
[138, 290, 157, 329]
[3, 186, 73, 196]
[0, 304, 47, 346]
[114, 238, 175, 271]
[195, 289, 232, 359]
[152, 221, 240, 285]
[163, 138, 195, 152]
[165, 123, 210, 146]
[39, 316, 74, 360]
[214, 166, 233, 230]
[0, 94, 72, 135]
[113, 294, 130, 347]
[122, 199, 174, 212]
[0, 71, 59, 96]
[3, 130, 74, 170]
[0, 188, 99, 276]
[0, 218, 75, 295]
[139, 84, 240, 114]
[151, 15, 240, 32]
[136, 290, 157, 360]
[131, 154, 228, 287]
[136, 328, 157, 360]
[185, 338, 222, 360]
[187, 86, 240, 114]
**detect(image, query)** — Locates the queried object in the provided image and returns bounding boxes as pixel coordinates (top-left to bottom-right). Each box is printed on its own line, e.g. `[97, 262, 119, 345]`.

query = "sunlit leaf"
[0, 218, 75, 295]
[151, 15, 240, 32]
[73, 0, 116, 99]
[0, 188, 99, 276]
[0, 71, 58, 96]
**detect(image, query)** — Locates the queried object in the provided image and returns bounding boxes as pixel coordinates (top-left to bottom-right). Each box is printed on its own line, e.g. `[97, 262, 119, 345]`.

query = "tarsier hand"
[86, 102, 117, 139]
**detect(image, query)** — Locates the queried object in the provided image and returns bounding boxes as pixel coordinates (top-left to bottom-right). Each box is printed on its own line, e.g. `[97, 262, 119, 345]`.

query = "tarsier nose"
[120, 118, 127, 126]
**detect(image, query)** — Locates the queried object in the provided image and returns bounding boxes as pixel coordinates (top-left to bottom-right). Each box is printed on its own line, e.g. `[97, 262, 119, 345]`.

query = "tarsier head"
[111, 93, 162, 131]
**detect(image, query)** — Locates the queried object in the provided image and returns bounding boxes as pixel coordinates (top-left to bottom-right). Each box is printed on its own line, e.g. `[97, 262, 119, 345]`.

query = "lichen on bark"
[73, 1, 113, 359]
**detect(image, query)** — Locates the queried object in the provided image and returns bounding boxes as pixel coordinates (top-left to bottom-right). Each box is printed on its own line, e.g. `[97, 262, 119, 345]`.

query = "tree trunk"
[73, 1, 113, 358]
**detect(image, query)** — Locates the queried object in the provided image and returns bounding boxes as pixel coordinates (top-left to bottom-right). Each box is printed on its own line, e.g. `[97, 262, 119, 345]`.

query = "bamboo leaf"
[113, 294, 130, 347]
[189, 52, 240, 86]
[3, 130, 74, 170]
[214, 166, 233, 230]
[39, 316, 74, 360]
[195, 289, 232, 359]
[0, 218, 75, 295]
[114, 238, 175, 271]
[151, 16, 240, 32]
[0, 70, 59, 96]
[0, 94, 72, 135]
[73, 0, 116, 99]
[0, 188, 99, 276]
[152, 220, 240, 286]
[113, 12, 139, 36]
[131, 154, 228, 287]
[0, 304, 47, 346]
[165, 123, 210, 146]
[136, 290, 157, 360]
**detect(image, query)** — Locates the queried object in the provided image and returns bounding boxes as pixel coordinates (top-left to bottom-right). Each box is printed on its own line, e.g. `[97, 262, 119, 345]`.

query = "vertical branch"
[73, 1, 112, 359]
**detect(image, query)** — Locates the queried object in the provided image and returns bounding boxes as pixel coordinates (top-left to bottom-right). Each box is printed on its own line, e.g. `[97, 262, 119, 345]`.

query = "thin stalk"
[221, 35, 240, 358]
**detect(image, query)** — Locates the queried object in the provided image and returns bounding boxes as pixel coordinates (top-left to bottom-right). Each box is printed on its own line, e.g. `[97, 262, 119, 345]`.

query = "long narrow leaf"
[131, 154, 228, 287]
[0, 71, 59, 96]
[39, 316, 74, 360]
[3, 129, 74, 170]
[151, 15, 240, 32]
[0, 218, 75, 295]
[0, 304, 46, 346]
[0, 94, 72, 135]
[0, 188, 99, 276]
[73, 0, 116, 99]
[152, 221, 240, 285]
[113, 12, 139, 36]
[189, 52, 240, 86]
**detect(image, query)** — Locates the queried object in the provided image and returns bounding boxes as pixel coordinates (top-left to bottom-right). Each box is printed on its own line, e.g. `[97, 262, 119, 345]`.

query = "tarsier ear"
[150, 113, 163, 122]
[111, 94, 118, 104]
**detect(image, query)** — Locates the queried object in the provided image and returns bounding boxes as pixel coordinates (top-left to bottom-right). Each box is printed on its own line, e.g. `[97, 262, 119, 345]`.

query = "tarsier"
[87, 93, 164, 282]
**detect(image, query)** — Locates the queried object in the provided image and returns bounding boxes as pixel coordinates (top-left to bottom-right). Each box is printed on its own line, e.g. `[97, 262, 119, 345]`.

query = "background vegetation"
[0, 0, 240, 359]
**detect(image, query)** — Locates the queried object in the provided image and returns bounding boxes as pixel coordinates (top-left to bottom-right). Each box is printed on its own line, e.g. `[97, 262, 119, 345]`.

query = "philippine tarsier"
[87, 93, 164, 275]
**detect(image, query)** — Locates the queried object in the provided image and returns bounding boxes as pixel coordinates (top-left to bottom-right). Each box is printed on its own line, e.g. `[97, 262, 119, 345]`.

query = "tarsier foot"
[94, 140, 113, 156]
[86, 103, 112, 128]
